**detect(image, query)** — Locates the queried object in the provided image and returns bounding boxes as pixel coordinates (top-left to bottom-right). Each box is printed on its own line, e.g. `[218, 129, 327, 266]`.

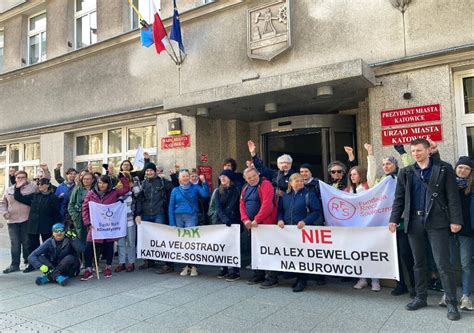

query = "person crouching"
[28, 223, 84, 286]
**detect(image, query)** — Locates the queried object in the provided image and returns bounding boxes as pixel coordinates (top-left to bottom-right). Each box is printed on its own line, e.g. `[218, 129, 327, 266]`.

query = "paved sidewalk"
[0, 247, 473, 332]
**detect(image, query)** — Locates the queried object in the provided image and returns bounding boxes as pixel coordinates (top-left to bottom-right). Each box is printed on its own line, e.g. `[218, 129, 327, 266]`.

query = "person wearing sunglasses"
[28, 223, 84, 286]
[1, 170, 38, 274]
[327, 146, 357, 191]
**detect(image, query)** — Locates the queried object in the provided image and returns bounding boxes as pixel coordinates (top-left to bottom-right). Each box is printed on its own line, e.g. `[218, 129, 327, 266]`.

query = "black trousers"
[28, 233, 50, 255]
[84, 242, 114, 267]
[38, 255, 79, 279]
[407, 216, 457, 303]
[396, 229, 415, 288]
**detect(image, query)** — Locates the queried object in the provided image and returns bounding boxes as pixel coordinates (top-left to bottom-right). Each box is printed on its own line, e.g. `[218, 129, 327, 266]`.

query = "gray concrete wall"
[46, 0, 74, 59]
[1, 0, 472, 133]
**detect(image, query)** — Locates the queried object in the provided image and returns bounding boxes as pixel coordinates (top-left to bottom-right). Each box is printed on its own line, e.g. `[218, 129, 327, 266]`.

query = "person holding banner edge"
[168, 169, 209, 276]
[214, 169, 242, 281]
[80, 174, 130, 281]
[389, 138, 463, 321]
[277, 173, 323, 292]
[365, 143, 416, 298]
[240, 167, 279, 288]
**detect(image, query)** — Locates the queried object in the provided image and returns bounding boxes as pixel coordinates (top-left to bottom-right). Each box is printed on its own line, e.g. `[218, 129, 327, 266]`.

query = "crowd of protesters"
[0, 138, 472, 321]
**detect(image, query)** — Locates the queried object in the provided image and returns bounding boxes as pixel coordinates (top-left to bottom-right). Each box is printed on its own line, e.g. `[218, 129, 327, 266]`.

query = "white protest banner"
[134, 145, 145, 170]
[319, 176, 397, 227]
[89, 201, 127, 240]
[137, 222, 241, 267]
[252, 225, 399, 280]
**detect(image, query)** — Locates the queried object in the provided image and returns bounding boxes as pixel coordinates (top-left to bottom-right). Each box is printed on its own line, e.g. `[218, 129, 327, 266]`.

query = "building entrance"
[259, 115, 356, 182]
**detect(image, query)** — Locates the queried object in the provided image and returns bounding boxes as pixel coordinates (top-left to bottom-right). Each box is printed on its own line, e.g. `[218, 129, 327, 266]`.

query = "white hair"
[277, 154, 293, 164]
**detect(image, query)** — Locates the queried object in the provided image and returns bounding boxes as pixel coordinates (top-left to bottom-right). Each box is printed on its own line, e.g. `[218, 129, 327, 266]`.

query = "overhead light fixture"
[196, 107, 209, 117]
[264, 102, 278, 114]
[316, 85, 333, 98]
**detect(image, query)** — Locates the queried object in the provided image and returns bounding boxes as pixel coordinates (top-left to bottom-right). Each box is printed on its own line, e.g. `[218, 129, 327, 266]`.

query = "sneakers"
[180, 266, 190, 276]
[126, 264, 135, 272]
[114, 264, 126, 273]
[103, 267, 112, 278]
[247, 276, 265, 285]
[260, 279, 278, 289]
[353, 278, 368, 289]
[35, 275, 49, 286]
[23, 265, 35, 273]
[225, 273, 240, 282]
[460, 296, 473, 311]
[371, 281, 381, 292]
[155, 265, 174, 274]
[406, 298, 427, 311]
[439, 294, 447, 307]
[190, 266, 198, 277]
[217, 269, 229, 279]
[3, 265, 20, 274]
[391, 283, 408, 296]
[447, 303, 460, 321]
[80, 268, 93, 281]
[56, 275, 69, 286]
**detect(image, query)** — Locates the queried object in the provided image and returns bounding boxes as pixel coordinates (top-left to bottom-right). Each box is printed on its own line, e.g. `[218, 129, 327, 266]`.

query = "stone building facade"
[0, 0, 473, 194]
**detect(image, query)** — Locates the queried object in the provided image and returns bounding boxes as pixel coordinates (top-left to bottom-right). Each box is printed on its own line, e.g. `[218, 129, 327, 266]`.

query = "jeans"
[117, 225, 137, 264]
[449, 234, 473, 296]
[7, 222, 29, 268]
[28, 233, 50, 255]
[84, 241, 114, 267]
[142, 214, 165, 224]
[175, 214, 198, 228]
[408, 216, 457, 303]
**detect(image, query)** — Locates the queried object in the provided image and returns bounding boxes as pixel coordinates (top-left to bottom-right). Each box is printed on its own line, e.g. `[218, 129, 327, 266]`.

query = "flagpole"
[165, 35, 180, 65]
[126, 0, 146, 22]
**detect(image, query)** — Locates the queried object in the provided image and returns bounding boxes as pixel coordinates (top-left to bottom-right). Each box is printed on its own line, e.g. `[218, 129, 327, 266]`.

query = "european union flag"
[170, 0, 185, 53]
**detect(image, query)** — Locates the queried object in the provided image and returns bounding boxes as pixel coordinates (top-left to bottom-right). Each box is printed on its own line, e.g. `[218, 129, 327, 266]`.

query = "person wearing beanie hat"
[14, 174, 61, 273]
[441, 156, 474, 311]
[214, 169, 241, 281]
[364, 143, 415, 296]
[27, 223, 84, 286]
[134, 161, 173, 272]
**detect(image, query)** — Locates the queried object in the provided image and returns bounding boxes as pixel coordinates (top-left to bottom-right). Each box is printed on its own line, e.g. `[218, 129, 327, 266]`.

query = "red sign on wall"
[197, 165, 213, 191]
[381, 104, 440, 126]
[161, 135, 190, 149]
[199, 153, 209, 163]
[382, 124, 442, 145]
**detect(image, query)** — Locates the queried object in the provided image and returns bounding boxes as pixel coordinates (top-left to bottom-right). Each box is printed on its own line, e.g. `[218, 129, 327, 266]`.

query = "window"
[0, 30, 4, 72]
[455, 70, 474, 156]
[131, 0, 157, 30]
[75, 0, 97, 49]
[28, 13, 46, 65]
[0, 142, 41, 195]
[74, 124, 157, 172]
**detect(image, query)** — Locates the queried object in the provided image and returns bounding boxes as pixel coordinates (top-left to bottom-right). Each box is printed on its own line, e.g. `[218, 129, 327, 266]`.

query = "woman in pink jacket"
[80, 174, 129, 281]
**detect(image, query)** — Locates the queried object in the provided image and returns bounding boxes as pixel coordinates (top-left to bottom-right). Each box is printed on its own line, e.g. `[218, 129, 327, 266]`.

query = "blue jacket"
[169, 183, 210, 226]
[277, 188, 322, 226]
[28, 236, 84, 270]
[55, 181, 76, 222]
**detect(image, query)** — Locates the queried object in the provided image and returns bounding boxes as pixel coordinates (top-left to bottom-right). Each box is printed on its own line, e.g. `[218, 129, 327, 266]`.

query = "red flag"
[152, 11, 167, 54]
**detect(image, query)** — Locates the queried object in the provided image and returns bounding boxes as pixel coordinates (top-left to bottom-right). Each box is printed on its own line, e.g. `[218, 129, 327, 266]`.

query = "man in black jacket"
[247, 140, 295, 196]
[389, 138, 463, 321]
[28, 223, 84, 286]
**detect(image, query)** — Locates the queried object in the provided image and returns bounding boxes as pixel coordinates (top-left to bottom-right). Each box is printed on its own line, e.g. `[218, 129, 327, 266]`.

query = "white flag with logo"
[134, 146, 145, 170]
[319, 176, 397, 227]
[89, 201, 127, 240]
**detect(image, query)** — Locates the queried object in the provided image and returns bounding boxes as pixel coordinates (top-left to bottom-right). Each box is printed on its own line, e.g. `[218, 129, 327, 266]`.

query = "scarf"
[456, 177, 468, 188]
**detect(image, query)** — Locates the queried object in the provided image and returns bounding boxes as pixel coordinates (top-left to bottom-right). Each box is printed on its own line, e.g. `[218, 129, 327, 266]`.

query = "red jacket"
[240, 179, 277, 225]
[82, 178, 130, 243]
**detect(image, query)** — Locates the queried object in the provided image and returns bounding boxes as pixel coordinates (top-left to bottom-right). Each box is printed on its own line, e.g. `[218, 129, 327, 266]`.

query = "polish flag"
[152, 2, 167, 54]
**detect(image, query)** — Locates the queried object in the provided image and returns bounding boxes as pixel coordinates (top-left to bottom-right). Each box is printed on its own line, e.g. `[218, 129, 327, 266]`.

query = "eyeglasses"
[330, 170, 343, 174]
[15, 176, 26, 179]
[52, 229, 64, 233]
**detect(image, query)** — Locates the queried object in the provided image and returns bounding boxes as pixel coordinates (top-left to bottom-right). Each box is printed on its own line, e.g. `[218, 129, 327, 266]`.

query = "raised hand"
[247, 140, 257, 157]
[364, 143, 373, 155]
